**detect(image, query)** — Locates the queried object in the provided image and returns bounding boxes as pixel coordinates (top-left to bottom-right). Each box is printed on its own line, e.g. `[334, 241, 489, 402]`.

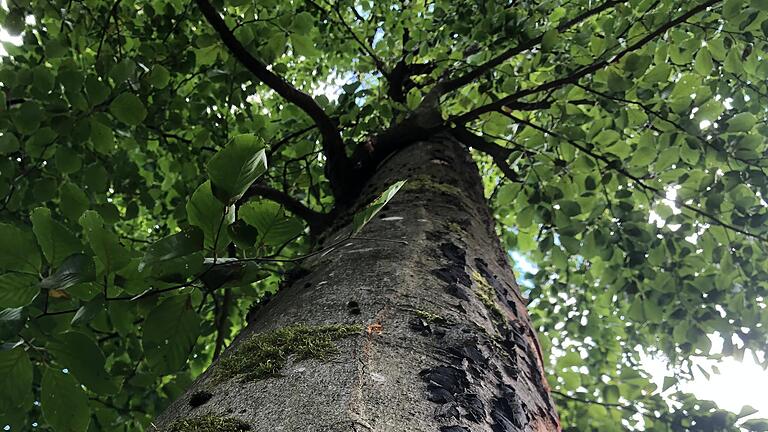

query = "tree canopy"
[1, 0, 768, 430]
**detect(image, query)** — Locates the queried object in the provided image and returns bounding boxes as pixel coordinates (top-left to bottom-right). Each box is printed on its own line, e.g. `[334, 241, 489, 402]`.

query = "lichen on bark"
[167, 414, 250, 432]
[212, 323, 362, 382]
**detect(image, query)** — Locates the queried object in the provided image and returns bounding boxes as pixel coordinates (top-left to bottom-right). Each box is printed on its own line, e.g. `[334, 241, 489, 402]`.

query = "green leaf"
[206, 134, 267, 204]
[694, 47, 714, 75]
[195, 44, 219, 67]
[187, 181, 234, 253]
[724, 49, 744, 74]
[70, 296, 105, 326]
[41, 367, 91, 432]
[558, 200, 581, 217]
[59, 182, 90, 222]
[79, 211, 131, 274]
[743, 418, 768, 431]
[352, 180, 406, 234]
[12, 101, 43, 134]
[139, 227, 204, 272]
[31, 207, 83, 267]
[0, 223, 41, 273]
[109, 93, 147, 126]
[0, 132, 20, 154]
[90, 118, 116, 154]
[0, 347, 33, 421]
[54, 146, 82, 174]
[724, 0, 744, 17]
[47, 331, 120, 395]
[239, 201, 305, 247]
[643, 298, 664, 322]
[561, 370, 581, 390]
[148, 65, 171, 89]
[85, 75, 110, 106]
[541, 29, 558, 52]
[728, 112, 757, 132]
[290, 12, 315, 33]
[753, 0, 768, 11]
[662, 376, 678, 391]
[291, 33, 319, 57]
[0, 307, 26, 341]
[0, 273, 40, 308]
[143, 295, 200, 374]
[739, 405, 760, 418]
[40, 254, 97, 292]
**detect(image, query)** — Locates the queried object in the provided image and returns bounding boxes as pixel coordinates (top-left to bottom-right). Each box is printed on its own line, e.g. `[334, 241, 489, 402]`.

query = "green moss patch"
[214, 324, 362, 382]
[403, 176, 465, 197]
[471, 271, 506, 328]
[414, 309, 447, 324]
[168, 414, 250, 432]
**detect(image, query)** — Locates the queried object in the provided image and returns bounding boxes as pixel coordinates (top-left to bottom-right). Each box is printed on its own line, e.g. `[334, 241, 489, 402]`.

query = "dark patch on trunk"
[420, 366, 469, 397]
[346, 300, 361, 315]
[188, 391, 213, 408]
[409, 317, 432, 335]
[440, 426, 470, 432]
[459, 393, 485, 422]
[421, 338, 492, 425]
[440, 242, 466, 265]
[491, 384, 527, 432]
[434, 401, 461, 420]
[433, 242, 471, 300]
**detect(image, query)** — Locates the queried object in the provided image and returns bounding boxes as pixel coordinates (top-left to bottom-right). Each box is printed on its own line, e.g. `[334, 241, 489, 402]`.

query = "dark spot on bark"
[378, 212, 387, 218]
[283, 266, 311, 288]
[434, 242, 472, 300]
[409, 317, 431, 335]
[420, 366, 469, 396]
[451, 344, 486, 368]
[426, 230, 443, 243]
[434, 401, 461, 420]
[460, 393, 485, 423]
[440, 242, 465, 264]
[188, 390, 213, 408]
[346, 300, 361, 315]
[440, 426, 469, 432]
[245, 292, 274, 322]
[439, 279, 470, 300]
[426, 384, 454, 403]
[491, 385, 527, 431]
[303, 282, 312, 289]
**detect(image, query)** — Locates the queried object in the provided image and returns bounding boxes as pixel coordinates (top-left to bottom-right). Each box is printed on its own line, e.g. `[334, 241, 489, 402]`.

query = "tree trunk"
[153, 134, 560, 431]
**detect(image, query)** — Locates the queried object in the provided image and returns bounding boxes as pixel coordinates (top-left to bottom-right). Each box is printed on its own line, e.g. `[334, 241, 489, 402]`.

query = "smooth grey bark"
[153, 134, 560, 431]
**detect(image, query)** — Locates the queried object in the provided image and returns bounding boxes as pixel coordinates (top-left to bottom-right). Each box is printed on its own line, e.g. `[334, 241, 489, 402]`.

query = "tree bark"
[153, 134, 560, 431]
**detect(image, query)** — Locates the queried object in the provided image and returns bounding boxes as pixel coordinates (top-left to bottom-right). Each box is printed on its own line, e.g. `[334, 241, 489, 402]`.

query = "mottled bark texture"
[153, 134, 560, 431]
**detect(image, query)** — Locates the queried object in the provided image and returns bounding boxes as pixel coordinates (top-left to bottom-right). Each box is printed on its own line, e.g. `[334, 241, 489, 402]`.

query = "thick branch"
[242, 184, 331, 232]
[451, 126, 519, 182]
[451, 0, 720, 124]
[195, 0, 354, 199]
[437, 0, 625, 95]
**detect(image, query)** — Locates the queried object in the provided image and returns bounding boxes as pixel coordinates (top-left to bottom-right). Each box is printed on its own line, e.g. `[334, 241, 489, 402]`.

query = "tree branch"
[242, 184, 331, 232]
[451, 0, 720, 124]
[451, 126, 520, 182]
[266, 124, 317, 158]
[195, 0, 354, 199]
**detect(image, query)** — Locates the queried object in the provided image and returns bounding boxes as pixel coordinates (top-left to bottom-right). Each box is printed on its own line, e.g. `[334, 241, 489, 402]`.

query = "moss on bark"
[167, 414, 250, 432]
[213, 324, 362, 382]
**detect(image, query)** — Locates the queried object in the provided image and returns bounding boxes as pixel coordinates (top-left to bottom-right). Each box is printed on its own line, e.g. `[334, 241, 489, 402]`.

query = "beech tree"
[2, 0, 768, 430]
